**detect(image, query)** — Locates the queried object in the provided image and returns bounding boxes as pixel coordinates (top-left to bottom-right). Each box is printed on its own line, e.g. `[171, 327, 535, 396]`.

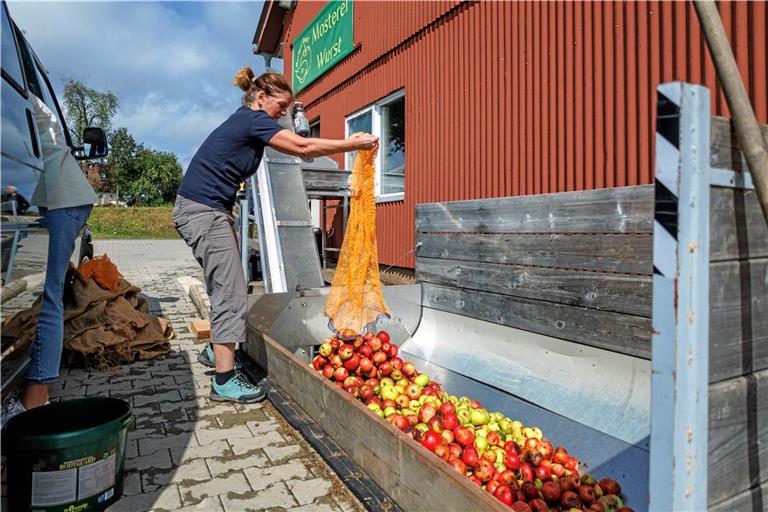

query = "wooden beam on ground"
[189, 284, 210, 320]
[190, 319, 211, 340]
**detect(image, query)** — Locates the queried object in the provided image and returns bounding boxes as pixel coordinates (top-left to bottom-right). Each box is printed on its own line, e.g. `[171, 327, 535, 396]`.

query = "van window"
[33, 61, 55, 110]
[1, 3, 25, 90]
[15, 29, 44, 99]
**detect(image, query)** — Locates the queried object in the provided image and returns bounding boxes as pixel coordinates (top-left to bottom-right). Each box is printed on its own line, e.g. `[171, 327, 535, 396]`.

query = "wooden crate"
[261, 332, 509, 512]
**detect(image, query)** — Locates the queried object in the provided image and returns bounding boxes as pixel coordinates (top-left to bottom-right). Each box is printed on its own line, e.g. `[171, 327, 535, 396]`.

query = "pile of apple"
[311, 330, 634, 512]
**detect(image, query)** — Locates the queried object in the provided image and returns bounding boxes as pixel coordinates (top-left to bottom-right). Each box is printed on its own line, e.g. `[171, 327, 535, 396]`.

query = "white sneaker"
[1, 396, 26, 428]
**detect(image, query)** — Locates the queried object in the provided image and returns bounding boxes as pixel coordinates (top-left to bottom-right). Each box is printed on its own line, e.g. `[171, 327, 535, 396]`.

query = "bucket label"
[31, 468, 78, 506]
[30, 449, 116, 507]
[77, 453, 116, 500]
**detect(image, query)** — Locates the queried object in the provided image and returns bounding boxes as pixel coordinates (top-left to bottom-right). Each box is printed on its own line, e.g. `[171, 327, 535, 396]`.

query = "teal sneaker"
[210, 372, 266, 404]
[197, 344, 241, 369]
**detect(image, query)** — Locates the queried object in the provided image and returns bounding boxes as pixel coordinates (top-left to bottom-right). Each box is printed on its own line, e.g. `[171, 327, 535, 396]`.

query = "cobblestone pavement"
[2, 239, 365, 512]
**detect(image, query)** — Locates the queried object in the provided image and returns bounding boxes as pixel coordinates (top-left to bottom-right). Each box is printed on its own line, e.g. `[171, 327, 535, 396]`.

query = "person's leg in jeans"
[23, 205, 92, 409]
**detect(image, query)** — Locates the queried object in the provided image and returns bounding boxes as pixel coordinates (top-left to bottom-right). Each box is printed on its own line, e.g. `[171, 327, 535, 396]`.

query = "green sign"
[292, 0, 354, 93]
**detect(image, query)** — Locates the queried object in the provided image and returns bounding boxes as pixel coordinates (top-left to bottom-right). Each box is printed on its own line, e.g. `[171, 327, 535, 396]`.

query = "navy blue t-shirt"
[178, 107, 284, 211]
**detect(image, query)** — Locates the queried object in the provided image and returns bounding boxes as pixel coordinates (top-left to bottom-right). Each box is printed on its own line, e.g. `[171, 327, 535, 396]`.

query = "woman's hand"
[349, 133, 379, 151]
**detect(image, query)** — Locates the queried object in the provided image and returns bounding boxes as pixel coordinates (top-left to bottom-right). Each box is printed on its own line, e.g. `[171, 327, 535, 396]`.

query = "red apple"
[504, 451, 521, 470]
[462, 446, 480, 468]
[368, 337, 382, 352]
[387, 344, 399, 359]
[395, 394, 410, 409]
[390, 356, 403, 370]
[551, 463, 566, 478]
[381, 341, 391, 354]
[486, 431, 501, 447]
[448, 458, 467, 475]
[534, 464, 552, 482]
[376, 331, 390, 344]
[343, 376, 357, 387]
[519, 462, 534, 481]
[564, 455, 579, 472]
[448, 443, 463, 460]
[330, 339, 340, 351]
[358, 344, 372, 359]
[405, 384, 422, 400]
[474, 458, 495, 482]
[358, 357, 373, 374]
[420, 430, 441, 451]
[389, 414, 409, 431]
[504, 441, 521, 454]
[329, 354, 342, 368]
[440, 429, 454, 445]
[390, 368, 402, 381]
[418, 403, 438, 424]
[428, 415, 444, 433]
[359, 385, 373, 400]
[378, 361, 393, 376]
[402, 362, 417, 377]
[343, 354, 360, 372]
[333, 367, 348, 382]
[372, 351, 387, 365]
[338, 343, 354, 360]
[495, 485, 514, 506]
[363, 331, 374, 341]
[365, 397, 382, 408]
[486, 480, 501, 495]
[322, 365, 334, 379]
[433, 443, 450, 461]
[311, 355, 327, 371]
[381, 399, 396, 410]
[553, 447, 569, 465]
[499, 469, 517, 485]
[439, 402, 456, 416]
[454, 426, 475, 447]
[442, 412, 458, 430]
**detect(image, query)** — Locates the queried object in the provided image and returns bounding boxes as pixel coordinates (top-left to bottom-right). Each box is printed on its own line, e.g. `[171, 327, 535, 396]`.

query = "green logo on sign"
[292, 0, 354, 93]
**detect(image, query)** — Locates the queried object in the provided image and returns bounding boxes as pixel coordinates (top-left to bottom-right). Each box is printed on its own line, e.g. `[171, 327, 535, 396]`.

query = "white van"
[1, 0, 107, 393]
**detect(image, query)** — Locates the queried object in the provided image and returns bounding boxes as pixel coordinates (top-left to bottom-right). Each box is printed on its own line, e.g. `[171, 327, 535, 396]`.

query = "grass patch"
[88, 205, 179, 239]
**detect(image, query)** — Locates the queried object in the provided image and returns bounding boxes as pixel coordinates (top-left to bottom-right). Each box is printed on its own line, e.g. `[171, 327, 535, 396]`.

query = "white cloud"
[7, 0, 270, 169]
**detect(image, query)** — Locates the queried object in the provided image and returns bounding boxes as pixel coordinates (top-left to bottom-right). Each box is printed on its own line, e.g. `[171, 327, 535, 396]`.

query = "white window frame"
[345, 90, 405, 203]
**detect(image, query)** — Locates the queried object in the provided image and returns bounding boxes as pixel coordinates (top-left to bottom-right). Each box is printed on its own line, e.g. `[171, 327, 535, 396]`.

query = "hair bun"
[233, 66, 255, 91]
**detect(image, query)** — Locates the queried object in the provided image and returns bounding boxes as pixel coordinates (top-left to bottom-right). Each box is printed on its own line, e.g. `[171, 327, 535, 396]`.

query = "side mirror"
[77, 127, 108, 160]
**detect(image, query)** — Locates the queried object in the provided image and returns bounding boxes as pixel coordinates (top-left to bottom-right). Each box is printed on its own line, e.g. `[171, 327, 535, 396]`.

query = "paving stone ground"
[1, 239, 365, 512]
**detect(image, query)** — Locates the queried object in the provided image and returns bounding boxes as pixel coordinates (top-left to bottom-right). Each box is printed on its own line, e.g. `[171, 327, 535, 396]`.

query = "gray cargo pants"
[172, 195, 246, 345]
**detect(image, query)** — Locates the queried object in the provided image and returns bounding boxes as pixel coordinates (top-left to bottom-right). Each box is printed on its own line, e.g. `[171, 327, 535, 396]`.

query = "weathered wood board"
[708, 368, 768, 506]
[417, 257, 653, 317]
[709, 116, 768, 172]
[415, 185, 654, 234]
[261, 333, 509, 512]
[709, 258, 768, 383]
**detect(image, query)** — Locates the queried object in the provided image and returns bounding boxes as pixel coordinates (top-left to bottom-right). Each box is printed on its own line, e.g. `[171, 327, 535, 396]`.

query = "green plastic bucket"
[2, 397, 133, 512]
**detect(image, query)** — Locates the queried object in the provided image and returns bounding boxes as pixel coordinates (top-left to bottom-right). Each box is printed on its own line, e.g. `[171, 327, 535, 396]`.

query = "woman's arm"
[268, 129, 378, 158]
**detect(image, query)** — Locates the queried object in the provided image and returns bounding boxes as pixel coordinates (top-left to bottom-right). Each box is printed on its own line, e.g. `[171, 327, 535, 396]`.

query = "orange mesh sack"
[324, 143, 389, 336]
[78, 255, 123, 292]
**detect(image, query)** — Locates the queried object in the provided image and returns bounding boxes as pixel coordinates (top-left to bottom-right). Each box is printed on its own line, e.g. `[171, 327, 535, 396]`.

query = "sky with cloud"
[7, 1, 280, 170]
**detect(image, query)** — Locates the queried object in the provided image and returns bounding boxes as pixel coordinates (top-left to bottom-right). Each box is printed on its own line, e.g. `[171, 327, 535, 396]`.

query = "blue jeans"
[25, 205, 92, 384]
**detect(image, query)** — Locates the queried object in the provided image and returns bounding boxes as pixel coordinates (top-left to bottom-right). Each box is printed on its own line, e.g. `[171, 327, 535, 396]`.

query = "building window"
[309, 119, 321, 138]
[345, 90, 405, 202]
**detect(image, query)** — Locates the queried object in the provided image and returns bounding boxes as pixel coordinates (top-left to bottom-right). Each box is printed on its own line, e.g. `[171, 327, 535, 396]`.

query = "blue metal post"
[649, 82, 711, 510]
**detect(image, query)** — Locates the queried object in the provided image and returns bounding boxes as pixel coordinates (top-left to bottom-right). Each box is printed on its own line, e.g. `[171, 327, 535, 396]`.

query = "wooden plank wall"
[415, 184, 655, 359]
[414, 115, 767, 508]
[707, 118, 768, 509]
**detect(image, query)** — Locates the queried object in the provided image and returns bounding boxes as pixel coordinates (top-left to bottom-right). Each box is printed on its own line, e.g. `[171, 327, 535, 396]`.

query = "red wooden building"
[253, 0, 768, 269]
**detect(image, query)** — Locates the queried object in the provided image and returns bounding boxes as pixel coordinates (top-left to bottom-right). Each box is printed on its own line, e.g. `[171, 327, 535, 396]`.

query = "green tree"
[62, 77, 118, 146]
[123, 148, 183, 206]
[107, 127, 142, 198]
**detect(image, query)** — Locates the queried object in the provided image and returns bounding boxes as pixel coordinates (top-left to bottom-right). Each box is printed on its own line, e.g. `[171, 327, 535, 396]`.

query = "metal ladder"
[239, 147, 325, 293]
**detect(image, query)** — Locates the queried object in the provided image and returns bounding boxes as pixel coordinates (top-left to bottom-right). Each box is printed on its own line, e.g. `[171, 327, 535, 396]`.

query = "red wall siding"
[282, 0, 768, 268]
